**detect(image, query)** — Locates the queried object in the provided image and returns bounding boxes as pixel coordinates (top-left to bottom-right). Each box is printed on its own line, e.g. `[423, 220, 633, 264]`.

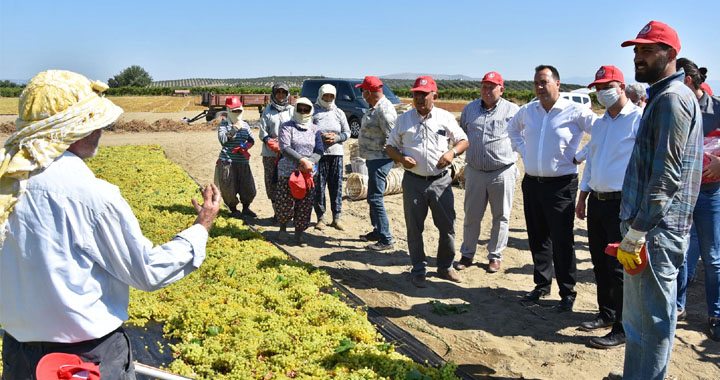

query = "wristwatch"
[451, 148, 458, 158]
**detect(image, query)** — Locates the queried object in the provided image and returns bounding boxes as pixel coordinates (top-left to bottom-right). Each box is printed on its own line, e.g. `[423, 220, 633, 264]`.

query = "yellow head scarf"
[0, 70, 123, 239]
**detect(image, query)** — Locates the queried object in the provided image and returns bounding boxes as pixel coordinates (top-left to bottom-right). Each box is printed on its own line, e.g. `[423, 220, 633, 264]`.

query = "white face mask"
[294, 111, 312, 124]
[228, 110, 242, 124]
[597, 88, 620, 108]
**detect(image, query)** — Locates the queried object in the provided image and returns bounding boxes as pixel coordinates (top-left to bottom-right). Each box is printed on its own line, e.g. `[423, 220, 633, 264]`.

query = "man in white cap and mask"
[0, 70, 220, 378]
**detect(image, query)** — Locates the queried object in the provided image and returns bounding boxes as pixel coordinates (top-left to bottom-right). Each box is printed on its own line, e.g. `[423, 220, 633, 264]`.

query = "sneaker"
[454, 257, 473, 271]
[411, 273, 427, 288]
[677, 309, 687, 321]
[367, 242, 394, 251]
[277, 230, 289, 241]
[230, 210, 243, 219]
[360, 232, 380, 242]
[241, 208, 257, 218]
[709, 318, 720, 342]
[608, 370, 623, 380]
[523, 288, 549, 302]
[589, 329, 626, 349]
[487, 259, 501, 273]
[554, 297, 575, 313]
[329, 220, 345, 231]
[437, 268, 462, 283]
[315, 220, 326, 230]
[579, 316, 614, 331]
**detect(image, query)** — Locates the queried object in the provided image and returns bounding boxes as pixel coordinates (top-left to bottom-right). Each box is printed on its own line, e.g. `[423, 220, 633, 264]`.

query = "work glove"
[231, 142, 253, 159]
[267, 139, 281, 154]
[617, 227, 646, 270]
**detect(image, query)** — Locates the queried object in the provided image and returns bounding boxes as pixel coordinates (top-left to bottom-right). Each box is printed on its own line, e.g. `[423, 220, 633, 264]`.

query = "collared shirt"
[312, 103, 350, 156]
[580, 101, 642, 193]
[358, 96, 397, 160]
[460, 97, 519, 171]
[218, 120, 254, 163]
[508, 97, 596, 177]
[277, 120, 324, 178]
[388, 106, 468, 177]
[0, 152, 208, 343]
[259, 105, 294, 157]
[620, 70, 703, 233]
[699, 91, 720, 136]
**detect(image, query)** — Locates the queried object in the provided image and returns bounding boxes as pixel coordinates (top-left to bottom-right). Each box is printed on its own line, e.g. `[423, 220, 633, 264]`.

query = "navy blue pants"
[313, 155, 343, 221]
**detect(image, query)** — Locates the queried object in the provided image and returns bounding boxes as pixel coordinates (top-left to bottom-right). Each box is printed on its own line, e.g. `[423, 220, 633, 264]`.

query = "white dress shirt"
[580, 101, 642, 193]
[388, 107, 468, 176]
[508, 98, 596, 177]
[0, 152, 208, 343]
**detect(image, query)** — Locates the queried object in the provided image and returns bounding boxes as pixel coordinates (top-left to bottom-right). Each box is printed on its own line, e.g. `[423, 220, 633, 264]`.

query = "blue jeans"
[622, 224, 688, 380]
[676, 187, 720, 318]
[366, 158, 394, 244]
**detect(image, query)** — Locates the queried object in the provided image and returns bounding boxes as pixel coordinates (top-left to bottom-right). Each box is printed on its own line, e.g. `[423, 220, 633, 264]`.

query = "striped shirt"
[217, 120, 255, 163]
[620, 70, 703, 234]
[359, 96, 397, 160]
[460, 97, 519, 171]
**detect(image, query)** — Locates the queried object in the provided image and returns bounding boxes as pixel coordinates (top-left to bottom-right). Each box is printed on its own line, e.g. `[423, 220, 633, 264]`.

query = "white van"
[531, 91, 592, 109]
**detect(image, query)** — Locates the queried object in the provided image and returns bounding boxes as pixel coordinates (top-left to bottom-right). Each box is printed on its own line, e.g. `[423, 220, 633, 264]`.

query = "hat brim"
[481, 79, 503, 86]
[411, 86, 435, 92]
[621, 38, 661, 47]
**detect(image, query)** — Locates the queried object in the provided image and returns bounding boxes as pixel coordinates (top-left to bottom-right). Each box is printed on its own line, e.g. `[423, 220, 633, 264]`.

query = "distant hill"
[150, 76, 323, 88]
[381, 73, 478, 81]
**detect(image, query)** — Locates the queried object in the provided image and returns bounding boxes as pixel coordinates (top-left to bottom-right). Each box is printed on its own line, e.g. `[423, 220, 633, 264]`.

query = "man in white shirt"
[0, 70, 220, 378]
[508, 65, 596, 312]
[575, 66, 641, 348]
[386, 76, 469, 287]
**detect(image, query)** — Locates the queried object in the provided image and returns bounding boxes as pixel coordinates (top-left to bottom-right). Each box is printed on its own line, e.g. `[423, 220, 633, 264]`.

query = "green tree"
[108, 65, 153, 87]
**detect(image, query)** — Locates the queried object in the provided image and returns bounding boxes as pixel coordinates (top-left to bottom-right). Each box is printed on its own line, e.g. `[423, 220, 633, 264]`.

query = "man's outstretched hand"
[192, 184, 221, 231]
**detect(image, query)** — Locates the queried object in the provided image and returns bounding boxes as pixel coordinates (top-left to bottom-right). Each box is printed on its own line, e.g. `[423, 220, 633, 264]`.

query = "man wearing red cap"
[574, 65, 642, 349]
[615, 21, 703, 380]
[386, 76, 469, 287]
[508, 65, 596, 312]
[456, 71, 519, 273]
[356, 76, 397, 251]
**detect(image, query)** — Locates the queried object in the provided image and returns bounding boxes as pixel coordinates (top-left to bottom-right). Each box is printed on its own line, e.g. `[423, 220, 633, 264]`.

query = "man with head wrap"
[0, 70, 220, 378]
[275, 97, 324, 246]
[259, 83, 294, 221]
[312, 84, 350, 230]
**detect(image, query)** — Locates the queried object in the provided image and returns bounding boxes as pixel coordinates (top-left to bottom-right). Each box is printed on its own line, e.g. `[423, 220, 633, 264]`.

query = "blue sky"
[1, 0, 719, 88]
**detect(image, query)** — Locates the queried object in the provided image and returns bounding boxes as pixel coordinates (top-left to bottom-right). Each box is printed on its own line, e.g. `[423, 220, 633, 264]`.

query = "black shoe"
[454, 256, 473, 270]
[709, 318, 720, 342]
[554, 297, 575, 313]
[367, 242, 394, 251]
[523, 288, 549, 302]
[241, 208, 257, 218]
[589, 330, 626, 349]
[360, 232, 381, 242]
[411, 273, 427, 288]
[677, 309, 687, 321]
[579, 316, 614, 331]
[230, 210, 243, 219]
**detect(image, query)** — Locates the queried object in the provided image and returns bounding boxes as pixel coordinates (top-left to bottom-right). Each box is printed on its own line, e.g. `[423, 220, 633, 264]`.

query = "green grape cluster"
[0, 145, 459, 379]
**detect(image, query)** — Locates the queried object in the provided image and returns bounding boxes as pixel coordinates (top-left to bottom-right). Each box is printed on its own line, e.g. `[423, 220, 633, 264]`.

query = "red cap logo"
[588, 65, 624, 88]
[639, 23, 652, 36]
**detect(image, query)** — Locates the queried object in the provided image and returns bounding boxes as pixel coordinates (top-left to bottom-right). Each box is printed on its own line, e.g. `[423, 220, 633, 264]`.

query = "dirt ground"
[2, 110, 717, 379]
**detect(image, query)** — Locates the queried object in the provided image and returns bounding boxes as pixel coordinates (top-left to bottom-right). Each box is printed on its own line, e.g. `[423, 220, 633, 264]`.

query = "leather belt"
[524, 173, 577, 183]
[592, 191, 622, 201]
[406, 170, 448, 181]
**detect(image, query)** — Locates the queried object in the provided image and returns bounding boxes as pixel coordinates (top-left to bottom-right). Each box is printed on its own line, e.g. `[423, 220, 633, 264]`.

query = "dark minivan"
[300, 78, 405, 138]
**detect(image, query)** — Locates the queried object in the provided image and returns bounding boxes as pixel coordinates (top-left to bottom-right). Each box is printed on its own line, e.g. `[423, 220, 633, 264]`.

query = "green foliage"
[0, 80, 22, 88]
[150, 76, 323, 88]
[428, 301, 471, 316]
[108, 65, 153, 88]
[0, 87, 23, 97]
[393, 88, 536, 103]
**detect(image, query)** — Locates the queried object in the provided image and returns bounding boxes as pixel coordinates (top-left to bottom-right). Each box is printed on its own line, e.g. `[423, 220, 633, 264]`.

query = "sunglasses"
[296, 106, 312, 114]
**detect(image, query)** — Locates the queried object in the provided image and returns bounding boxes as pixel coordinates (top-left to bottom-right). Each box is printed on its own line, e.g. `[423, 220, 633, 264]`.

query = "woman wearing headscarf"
[259, 83, 294, 221]
[312, 84, 350, 230]
[275, 97, 323, 246]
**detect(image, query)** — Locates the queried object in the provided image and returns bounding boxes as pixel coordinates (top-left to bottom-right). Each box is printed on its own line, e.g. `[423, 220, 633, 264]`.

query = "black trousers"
[1, 327, 135, 380]
[587, 195, 624, 329]
[522, 175, 578, 298]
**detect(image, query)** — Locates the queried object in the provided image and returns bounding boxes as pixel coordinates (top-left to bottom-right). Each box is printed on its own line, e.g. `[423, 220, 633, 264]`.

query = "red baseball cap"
[225, 96, 243, 111]
[701, 82, 713, 96]
[411, 76, 437, 93]
[588, 65, 625, 88]
[355, 76, 383, 92]
[481, 71, 503, 86]
[36, 353, 101, 380]
[621, 20, 681, 52]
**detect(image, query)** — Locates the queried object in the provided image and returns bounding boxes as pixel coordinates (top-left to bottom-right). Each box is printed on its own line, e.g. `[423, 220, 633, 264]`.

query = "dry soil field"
[0, 98, 717, 379]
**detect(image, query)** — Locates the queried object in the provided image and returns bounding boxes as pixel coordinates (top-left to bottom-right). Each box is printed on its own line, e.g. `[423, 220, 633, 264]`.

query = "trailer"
[182, 92, 297, 123]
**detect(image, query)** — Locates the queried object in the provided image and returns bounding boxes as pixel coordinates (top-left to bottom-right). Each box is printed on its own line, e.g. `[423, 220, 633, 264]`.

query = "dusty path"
[2, 114, 717, 379]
